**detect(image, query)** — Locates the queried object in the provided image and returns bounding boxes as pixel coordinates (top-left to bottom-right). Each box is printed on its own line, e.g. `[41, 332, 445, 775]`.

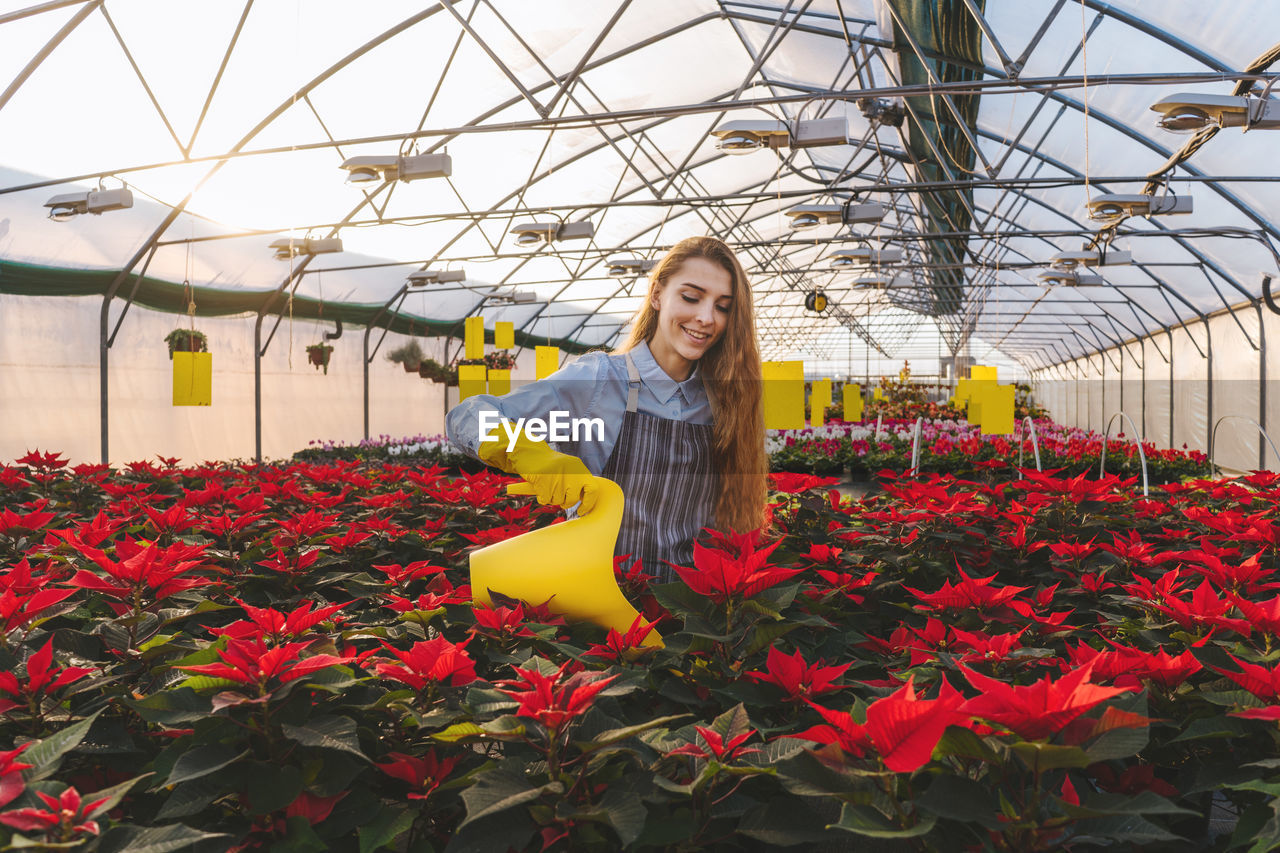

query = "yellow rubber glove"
[479, 430, 599, 514]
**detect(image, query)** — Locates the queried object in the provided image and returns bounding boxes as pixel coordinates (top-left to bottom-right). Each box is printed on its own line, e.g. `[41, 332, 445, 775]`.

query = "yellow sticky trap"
[843, 383, 863, 422]
[464, 316, 485, 360]
[953, 378, 972, 407]
[971, 365, 997, 381]
[458, 364, 487, 400]
[762, 361, 805, 430]
[873, 385, 884, 401]
[978, 384, 1015, 435]
[471, 477, 662, 648]
[811, 378, 831, 427]
[494, 322, 514, 350]
[536, 346, 560, 379]
[488, 369, 511, 396]
[172, 352, 212, 406]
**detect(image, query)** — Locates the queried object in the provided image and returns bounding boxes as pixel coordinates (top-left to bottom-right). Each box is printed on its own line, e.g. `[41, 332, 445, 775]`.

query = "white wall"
[0, 293, 536, 465]
[1031, 303, 1280, 472]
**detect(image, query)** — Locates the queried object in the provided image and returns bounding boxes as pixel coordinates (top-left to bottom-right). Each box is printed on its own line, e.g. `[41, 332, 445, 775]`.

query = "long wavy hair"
[616, 236, 767, 533]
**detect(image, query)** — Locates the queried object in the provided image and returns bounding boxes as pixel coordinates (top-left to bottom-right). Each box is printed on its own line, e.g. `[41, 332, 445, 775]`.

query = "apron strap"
[624, 353, 641, 413]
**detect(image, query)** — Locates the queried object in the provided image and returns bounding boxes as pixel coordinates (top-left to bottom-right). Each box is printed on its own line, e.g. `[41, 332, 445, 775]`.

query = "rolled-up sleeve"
[444, 354, 604, 459]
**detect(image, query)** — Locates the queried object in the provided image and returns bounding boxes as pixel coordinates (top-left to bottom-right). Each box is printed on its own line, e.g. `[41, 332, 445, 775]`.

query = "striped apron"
[600, 353, 717, 583]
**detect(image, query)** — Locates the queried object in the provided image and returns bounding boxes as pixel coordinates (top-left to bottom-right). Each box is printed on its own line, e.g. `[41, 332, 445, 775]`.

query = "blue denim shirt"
[445, 340, 713, 474]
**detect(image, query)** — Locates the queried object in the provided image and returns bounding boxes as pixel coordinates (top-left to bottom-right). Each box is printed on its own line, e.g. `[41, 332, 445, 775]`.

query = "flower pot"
[306, 346, 333, 375]
[403, 362, 418, 374]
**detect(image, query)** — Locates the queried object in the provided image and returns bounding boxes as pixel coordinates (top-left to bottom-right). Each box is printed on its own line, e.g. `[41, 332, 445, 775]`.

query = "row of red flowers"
[0, 449, 1276, 850]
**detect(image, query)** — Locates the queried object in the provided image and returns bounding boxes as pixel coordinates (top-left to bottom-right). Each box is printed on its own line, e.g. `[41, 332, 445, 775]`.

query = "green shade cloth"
[0, 260, 592, 353]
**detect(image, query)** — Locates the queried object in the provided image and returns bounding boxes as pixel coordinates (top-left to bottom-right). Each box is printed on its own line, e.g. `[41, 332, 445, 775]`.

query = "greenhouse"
[3, 0, 1280, 850]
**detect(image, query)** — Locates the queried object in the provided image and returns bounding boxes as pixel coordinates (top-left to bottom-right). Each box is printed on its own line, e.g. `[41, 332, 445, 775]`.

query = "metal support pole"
[1260, 303, 1269, 470]
[363, 284, 410, 441]
[1168, 329, 1175, 450]
[1206, 318, 1214, 456]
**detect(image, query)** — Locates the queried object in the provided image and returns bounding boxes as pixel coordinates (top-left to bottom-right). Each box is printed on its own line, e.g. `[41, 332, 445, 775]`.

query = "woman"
[445, 236, 767, 581]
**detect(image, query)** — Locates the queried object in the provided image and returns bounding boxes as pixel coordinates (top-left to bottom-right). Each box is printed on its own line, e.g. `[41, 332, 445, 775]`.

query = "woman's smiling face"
[647, 256, 734, 382]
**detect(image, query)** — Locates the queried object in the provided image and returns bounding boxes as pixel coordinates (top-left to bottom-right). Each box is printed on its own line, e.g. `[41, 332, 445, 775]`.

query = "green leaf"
[154, 778, 226, 820]
[165, 744, 251, 787]
[458, 767, 561, 830]
[84, 773, 153, 819]
[829, 803, 937, 838]
[432, 722, 486, 743]
[1064, 790, 1199, 819]
[126, 687, 212, 725]
[934, 726, 1000, 763]
[1009, 741, 1092, 771]
[1171, 715, 1253, 743]
[25, 709, 104, 781]
[738, 798, 841, 847]
[359, 807, 416, 853]
[95, 823, 232, 853]
[916, 774, 1001, 829]
[281, 715, 369, 762]
[707, 703, 753, 745]
[247, 762, 304, 814]
[576, 714, 690, 753]
[599, 786, 649, 846]
[1070, 814, 1183, 845]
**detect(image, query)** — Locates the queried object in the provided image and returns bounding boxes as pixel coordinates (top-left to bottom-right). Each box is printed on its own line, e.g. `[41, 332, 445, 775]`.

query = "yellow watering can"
[469, 476, 663, 649]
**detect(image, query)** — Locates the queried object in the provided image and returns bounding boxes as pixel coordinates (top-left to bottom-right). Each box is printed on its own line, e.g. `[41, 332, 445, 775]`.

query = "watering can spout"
[469, 476, 663, 648]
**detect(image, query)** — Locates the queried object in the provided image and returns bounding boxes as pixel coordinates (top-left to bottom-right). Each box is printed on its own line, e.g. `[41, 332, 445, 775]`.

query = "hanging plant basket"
[306, 343, 334, 374]
[164, 329, 208, 360]
[418, 358, 456, 385]
[386, 340, 425, 374]
[484, 351, 516, 371]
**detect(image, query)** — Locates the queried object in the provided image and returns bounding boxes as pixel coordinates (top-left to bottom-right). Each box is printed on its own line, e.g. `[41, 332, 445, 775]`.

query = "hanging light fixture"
[270, 236, 344, 260]
[43, 187, 133, 222]
[509, 220, 595, 246]
[339, 153, 452, 185]
[709, 118, 849, 154]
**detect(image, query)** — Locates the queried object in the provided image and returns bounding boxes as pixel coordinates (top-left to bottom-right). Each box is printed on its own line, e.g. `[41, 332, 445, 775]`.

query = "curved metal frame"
[1016, 416, 1043, 472]
[1099, 411, 1150, 497]
[1208, 415, 1280, 477]
[908, 415, 924, 475]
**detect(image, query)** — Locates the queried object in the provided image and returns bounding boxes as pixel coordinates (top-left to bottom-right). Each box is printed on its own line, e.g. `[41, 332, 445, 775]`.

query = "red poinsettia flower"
[212, 599, 348, 644]
[789, 676, 965, 773]
[0, 786, 108, 840]
[0, 507, 57, 537]
[254, 548, 323, 576]
[470, 603, 538, 639]
[806, 568, 878, 605]
[495, 661, 616, 732]
[905, 568, 1028, 613]
[670, 531, 801, 604]
[0, 745, 32, 808]
[69, 539, 212, 605]
[1210, 654, 1280, 702]
[1088, 762, 1179, 798]
[744, 646, 849, 701]
[0, 638, 95, 714]
[667, 725, 760, 762]
[583, 614, 661, 663]
[1146, 579, 1251, 636]
[377, 749, 463, 800]
[0, 587, 76, 637]
[958, 662, 1129, 741]
[15, 450, 68, 471]
[373, 635, 477, 689]
[177, 636, 352, 693]
[768, 472, 842, 494]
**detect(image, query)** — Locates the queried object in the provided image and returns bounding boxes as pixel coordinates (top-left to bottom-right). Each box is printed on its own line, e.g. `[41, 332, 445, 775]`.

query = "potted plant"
[306, 343, 334, 374]
[418, 358, 457, 385]
[484, 350, 517, 371]
[387, 340, 425, 373]
[164, 329, 208, 359]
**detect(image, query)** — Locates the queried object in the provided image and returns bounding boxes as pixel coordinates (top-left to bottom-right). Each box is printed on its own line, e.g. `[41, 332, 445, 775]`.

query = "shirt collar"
[633, 340, 702, 404]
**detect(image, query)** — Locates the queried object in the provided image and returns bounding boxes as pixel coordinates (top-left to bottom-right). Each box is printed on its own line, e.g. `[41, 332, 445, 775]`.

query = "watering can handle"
[507, 481, 537, 496]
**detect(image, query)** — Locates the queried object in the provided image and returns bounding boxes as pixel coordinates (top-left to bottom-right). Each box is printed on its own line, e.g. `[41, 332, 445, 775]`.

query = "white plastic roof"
[2, 0, 1278, 367]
